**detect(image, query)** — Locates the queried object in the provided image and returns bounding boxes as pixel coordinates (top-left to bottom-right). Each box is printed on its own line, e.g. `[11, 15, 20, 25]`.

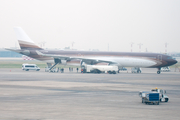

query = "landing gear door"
[157, 55, 162, 61]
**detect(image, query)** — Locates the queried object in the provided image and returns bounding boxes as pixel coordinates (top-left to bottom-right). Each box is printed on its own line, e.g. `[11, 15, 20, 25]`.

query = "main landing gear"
[157, 68, 161, 74]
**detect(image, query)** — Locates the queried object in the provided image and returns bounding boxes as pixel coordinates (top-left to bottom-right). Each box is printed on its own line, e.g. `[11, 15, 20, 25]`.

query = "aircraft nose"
[174, 59, 178, 64]
[169, 59, 178, 66]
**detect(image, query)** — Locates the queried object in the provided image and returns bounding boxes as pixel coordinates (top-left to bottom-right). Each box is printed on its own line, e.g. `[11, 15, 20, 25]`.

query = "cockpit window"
[167, 57, 173, 59]
[167, 56, 176, 60]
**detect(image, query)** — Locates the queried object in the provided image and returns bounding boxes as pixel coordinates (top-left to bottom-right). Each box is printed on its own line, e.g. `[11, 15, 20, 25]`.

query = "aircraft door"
[157, 55, 162, 61]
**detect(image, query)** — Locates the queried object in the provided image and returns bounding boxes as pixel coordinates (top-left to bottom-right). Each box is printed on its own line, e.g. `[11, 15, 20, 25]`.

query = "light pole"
[130, 42, 134, 52]
[72, 42, 75, 50]
[138, 43, 143, 52]
[165, 43, 168, 54]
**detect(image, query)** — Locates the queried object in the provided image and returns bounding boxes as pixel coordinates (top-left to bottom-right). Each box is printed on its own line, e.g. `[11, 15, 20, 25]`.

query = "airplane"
[6, 27, 177, 74]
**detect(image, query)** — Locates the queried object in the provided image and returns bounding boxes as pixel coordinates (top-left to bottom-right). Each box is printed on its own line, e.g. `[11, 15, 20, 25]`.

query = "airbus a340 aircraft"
[7, 27, 177, 74]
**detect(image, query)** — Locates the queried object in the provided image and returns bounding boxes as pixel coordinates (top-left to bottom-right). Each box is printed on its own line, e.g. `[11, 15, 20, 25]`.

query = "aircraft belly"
[43, 60, 54, 63]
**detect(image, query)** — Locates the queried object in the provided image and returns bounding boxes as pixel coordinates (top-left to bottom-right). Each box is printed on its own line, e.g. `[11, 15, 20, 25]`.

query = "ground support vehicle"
[119, 67, 127, 71]
[151, 88, 169, 102]
[140, 91, 160, 105]
[161, 67, 170, 72]
[22, 64, 40, 71]
[131, 67, 141, 73]
[81, 65, 118, 74]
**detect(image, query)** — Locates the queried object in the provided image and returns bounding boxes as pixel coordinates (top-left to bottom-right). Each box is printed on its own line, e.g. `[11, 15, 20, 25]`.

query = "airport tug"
[151, 87, 169, 102]
[139, 87, 169, 105]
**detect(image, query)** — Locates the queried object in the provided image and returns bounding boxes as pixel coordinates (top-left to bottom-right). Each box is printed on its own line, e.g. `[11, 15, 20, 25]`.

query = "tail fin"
[14, 27, 43, 50]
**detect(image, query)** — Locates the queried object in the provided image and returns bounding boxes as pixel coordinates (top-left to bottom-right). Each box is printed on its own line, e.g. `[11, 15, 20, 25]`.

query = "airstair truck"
[141, 91, 160, 105]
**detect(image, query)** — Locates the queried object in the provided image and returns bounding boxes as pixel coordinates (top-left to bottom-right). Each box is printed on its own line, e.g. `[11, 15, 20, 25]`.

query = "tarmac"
[0, 68, 180, 120]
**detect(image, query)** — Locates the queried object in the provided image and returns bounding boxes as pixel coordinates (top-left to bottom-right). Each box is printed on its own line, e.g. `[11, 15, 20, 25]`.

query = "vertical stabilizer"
[14, 27, 43, 50]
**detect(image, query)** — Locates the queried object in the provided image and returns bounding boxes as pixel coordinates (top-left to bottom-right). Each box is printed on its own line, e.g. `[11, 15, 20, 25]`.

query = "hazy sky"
[0, 0, 180, 53]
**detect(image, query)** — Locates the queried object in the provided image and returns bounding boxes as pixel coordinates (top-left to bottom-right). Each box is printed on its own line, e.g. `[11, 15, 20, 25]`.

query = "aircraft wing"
[36, 50, 118, 65]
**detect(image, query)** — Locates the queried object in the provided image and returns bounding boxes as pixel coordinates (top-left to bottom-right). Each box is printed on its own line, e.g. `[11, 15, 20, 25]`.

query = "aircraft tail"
[14, 27, 43, 50]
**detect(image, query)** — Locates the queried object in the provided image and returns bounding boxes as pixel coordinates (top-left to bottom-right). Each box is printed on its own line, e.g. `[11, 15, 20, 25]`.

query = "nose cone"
[174, 59, 178, 64]
[168, 59, 178, 66]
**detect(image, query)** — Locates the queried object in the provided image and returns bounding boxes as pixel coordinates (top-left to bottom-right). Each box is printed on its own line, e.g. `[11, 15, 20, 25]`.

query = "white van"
[22, 64, 40, 71]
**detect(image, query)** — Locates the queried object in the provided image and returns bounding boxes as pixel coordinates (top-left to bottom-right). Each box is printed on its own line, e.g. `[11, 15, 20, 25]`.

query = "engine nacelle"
[54, 58, 67, 65]
[20, 50, 30, 55]
[61, 60, 67, 65]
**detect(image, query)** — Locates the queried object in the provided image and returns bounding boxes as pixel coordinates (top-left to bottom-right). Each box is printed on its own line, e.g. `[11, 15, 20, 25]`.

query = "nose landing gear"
[157, 68, 161, 74]
[157, 71, 161, 74]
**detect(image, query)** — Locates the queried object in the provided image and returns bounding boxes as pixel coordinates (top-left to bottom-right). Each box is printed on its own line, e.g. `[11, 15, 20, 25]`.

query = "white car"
[22, 64, 40, 71]
[161, 67, 170, 72]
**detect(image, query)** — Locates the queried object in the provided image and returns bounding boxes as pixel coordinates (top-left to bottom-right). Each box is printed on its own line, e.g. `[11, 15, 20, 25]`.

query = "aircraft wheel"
[157, 71, 161, 74]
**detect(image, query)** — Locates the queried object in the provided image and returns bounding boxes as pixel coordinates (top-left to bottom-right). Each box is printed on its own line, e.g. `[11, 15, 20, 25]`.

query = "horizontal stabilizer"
[5, 48, 22, 53]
